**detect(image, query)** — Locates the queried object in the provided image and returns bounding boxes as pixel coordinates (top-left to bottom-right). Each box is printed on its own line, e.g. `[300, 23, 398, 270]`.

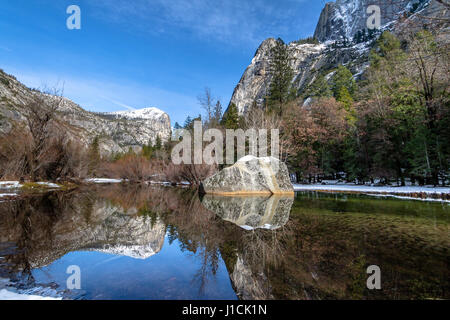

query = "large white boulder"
[201, 156, 294, 195]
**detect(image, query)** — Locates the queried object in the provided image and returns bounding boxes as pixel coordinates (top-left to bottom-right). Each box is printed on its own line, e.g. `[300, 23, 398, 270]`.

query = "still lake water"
[0, 184, 448, 300]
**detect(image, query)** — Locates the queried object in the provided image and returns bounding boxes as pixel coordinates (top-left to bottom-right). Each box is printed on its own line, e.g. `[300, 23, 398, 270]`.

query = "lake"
[0, 184, 448, 300]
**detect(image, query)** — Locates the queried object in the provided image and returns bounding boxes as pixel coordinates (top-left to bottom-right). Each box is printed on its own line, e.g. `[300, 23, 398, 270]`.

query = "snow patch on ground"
[293, 184, 450, 195]
[239, 223, 278, 231]
[366, 194, 450, 203]
[0, 181, 61, 189]
[0, 181, 22, 189]
[0, 193, 18, 197]
[294, 184, 450, 202]
[85, 178, 123, 184]
[0, 289, 62, 300]
[36, 182, 60, 188]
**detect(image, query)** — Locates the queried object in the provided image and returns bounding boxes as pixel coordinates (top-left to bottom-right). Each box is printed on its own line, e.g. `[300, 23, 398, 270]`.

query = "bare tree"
[198, 87, 215, 126]
[23, 89, 64, 181]
[198, 87, 223, 128]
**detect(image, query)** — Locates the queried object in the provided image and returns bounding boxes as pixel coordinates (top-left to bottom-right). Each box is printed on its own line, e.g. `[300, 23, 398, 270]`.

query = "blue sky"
[0, 0, 326, 125]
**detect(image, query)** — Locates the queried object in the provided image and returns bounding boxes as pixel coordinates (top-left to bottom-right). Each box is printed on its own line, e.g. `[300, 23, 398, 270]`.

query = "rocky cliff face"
[0, 194, 167, 269]
[228, 0, 437, 116]
[0, 70, 171, 155]
[229, 39, 328, 114]
[313, 0, 427, 42]
[229, 38, 370, 115]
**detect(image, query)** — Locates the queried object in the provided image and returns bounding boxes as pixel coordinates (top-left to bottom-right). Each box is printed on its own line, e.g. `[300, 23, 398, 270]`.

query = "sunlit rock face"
[314, 0, 430, 42]
[229, 38, 327, 115]
[0, 70, 171, 155]
[201, 194, 293, 230]
[201, 156, 294, 196]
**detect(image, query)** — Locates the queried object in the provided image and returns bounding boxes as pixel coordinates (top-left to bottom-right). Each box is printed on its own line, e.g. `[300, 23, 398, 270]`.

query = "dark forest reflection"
[0, 185, 449, 299]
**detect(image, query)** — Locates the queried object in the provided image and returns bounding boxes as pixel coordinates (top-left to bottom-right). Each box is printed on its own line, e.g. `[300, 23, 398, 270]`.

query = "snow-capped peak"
[108, 107, 167, 120]
[95, 244, 158, 260]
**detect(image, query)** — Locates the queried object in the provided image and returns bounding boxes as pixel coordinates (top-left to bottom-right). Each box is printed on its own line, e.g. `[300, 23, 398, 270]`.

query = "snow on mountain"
[228, 36, 370, 115]
[107, 107, 167, 120]
[314, 0, 431, 42]
[95, 243, 157, 259]
[228, 0, 441, 116]
[0, 69, 172, 153]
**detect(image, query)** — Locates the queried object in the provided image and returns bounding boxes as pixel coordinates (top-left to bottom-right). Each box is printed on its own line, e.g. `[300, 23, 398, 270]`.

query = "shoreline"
[293, 184, 450, 201]
[2, 180, 450, 202]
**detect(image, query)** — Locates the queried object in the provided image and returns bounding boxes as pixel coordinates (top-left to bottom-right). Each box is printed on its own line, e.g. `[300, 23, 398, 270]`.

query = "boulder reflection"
[201, 195, 293, 230]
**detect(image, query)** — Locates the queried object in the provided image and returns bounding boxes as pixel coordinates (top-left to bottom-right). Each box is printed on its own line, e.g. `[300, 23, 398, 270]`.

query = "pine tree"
[142, 139, 153, 159]
[88, 136, 101, 174]
[267, 38, 294, 115]
[222, 103, 240, 129]
[331, 65, 356, 98]
[212, 100, 223, 127]
[308, 75, 332, 98]
[155, 135, 162, 150]
[183, 116, 192, 129]
[336, 86, 356, 125]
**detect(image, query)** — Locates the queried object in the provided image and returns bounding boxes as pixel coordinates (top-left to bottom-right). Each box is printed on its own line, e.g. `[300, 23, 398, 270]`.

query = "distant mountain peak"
[107, 107, 167, 120]
[0, 69, 172, 153]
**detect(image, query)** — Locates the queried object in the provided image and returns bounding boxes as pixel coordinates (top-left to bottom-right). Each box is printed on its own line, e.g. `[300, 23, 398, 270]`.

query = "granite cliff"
[228, 0, 442, 116]
[0, 69, 171, 155]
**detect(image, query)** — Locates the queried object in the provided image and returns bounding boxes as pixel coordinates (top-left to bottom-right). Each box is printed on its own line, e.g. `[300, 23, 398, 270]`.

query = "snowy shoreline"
[0, 289, 62, 300]
[293, 184, 450, 201]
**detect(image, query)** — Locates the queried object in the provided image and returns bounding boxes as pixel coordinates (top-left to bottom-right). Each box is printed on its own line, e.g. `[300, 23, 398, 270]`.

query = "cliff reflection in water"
[0, 185, 448, 300]
[0, 187, 166, 271]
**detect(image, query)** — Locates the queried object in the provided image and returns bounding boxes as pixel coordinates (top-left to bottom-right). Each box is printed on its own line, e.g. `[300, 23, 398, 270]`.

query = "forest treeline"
[281, 30, 449, 186]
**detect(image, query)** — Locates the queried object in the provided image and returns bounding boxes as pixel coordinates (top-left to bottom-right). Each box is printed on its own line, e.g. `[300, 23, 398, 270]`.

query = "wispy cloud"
[89, 0, 310, 46]
[99, 96, 136, 111]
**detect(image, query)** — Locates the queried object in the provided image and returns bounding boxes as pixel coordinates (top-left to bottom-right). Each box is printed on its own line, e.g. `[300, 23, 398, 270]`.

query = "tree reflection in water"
[0, 185, 448, 299]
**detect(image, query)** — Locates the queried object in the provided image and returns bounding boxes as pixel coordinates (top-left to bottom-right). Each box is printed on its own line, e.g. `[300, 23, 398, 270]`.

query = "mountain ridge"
[0, 69, 171, 155]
